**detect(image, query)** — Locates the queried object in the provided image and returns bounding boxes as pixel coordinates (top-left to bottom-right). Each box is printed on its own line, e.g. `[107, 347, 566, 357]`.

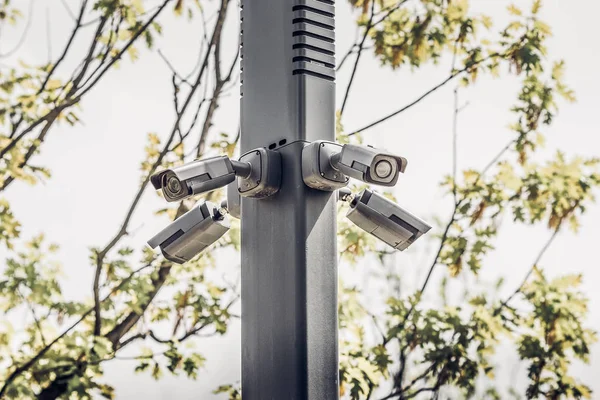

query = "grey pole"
[240, 0, 339, 399]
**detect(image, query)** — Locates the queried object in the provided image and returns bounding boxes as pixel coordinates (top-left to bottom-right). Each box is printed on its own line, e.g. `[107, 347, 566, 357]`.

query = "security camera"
[151, 148, 281, 202]
[302, 141, 407, 191]
[341, 188, 431, 251]
[151, 155, 237, 202]
[147, 200, 230, 264]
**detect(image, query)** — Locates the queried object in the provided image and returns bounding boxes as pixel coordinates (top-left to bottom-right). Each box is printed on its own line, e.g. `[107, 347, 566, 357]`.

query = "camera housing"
[151, 149, 281, 202]
[147, 201, 230, 264]
[151, 155, 236, 202]
[346, 189, 430, 251]
[334, 144, 407, 187]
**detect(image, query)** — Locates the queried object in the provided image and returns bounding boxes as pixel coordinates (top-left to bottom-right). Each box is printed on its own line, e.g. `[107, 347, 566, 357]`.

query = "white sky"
[2, 0, 599, 399]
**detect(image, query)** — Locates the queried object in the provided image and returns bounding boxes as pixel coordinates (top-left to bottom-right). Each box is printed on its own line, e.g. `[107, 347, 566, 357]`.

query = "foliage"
[0, 0, 598, 399]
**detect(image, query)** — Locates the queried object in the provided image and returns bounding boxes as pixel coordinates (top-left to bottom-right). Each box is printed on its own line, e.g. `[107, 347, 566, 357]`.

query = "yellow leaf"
[568, 215, 580, 233]
[132, 0, 144, 13]
[580, 386, 592, 399]
[447, 0, 469, 20]
[148, 133, 161, 145]
[535, 132, 546, 148]
[507, 4, 522, 16]
[463, 169, 480, 184]
[174, 0, 184, 16]
[127, 46, 139, 61]
[481, 15, 493, 29]
[551, 60, 565, 80]
[551, 274, 582, 289]
[497, 162, 522, 191]
[534, 20, 552, 36]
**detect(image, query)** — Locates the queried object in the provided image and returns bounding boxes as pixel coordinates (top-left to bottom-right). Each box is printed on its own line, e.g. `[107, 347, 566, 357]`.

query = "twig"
[347, 51, 509, 136]
[103, 0, 231, 348]
[0, 262, 153, 397]
[158, 49, 191, 86]
[0, 0, 36, 58]
[371, 0, 411, 29]
[196, 23, 238, 157]
[340, 0, 376, 115]
[45, 5, 52, 62]
[74, 0, 172, 99]
[336, 44, 356, 72]
[0, 0, 171, 171]
[17, 288, 48, 347]
[59, 0, 76, 21]
[498, 223, 562, 310]
[452, 88, 459, 204]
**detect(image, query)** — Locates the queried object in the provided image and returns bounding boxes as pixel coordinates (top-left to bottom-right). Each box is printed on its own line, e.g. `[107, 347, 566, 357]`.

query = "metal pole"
[240, 0, 338, 398]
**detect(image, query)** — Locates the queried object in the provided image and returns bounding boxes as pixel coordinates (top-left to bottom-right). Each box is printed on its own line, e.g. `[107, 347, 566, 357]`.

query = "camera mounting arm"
[151, 148, 281, 202]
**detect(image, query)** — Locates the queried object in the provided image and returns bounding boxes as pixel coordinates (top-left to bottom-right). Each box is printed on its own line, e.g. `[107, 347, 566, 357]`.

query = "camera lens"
[167, 176, 182, 193]
[374, 160, 393, 179]
[161, 172, 187, 201]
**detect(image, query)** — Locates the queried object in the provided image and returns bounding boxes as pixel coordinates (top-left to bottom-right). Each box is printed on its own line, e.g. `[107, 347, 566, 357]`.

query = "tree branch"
[498, 222, 563, 311]
[17, 288, 47, 347]
[0, 0, 35, 58]
[102, 0, 231, 348]
[196, 21, 238, 157]
[346, 51, 508, 136]
[38, 0, 88, 94]
[0, 1, 172, 194]
[74, 0, 172, 99]
[340, 0, 375, 115]
[0, 262, 153, 397]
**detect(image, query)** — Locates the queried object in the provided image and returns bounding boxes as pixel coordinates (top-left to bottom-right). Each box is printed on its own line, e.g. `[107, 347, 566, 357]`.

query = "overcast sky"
[2, 0, 599, 399]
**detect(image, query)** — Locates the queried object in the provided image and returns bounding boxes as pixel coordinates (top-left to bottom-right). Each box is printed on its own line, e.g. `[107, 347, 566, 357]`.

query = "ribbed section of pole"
[240, 0, 338, 399]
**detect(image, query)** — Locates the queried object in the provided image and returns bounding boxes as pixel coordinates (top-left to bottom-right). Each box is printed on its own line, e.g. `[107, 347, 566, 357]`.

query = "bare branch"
[0, 1, 169, 179]
[103, 0, 231, 347]
[340, 0, 376, 116]
[346, 51, 510, 136]
[336, 44, 356, 72]
[0, 97, 79, 184]
[196, 30, 239, 157]
[498, 223, 563, 310]
[0, 0, 35, 58]
[75, 0, 172, 98]
[0, 1, 172, 195]
[17, 288, 48, 347]
[0, 112, 58, 191]
[45, 5, 52, 62]
[158, 49, 191, 86]
[68, 16, 109, 93]
[59, 0, 76, 21]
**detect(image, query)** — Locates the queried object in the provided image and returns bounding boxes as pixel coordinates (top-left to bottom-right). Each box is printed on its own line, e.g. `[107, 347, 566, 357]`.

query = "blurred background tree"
[0, 0, 598, 399]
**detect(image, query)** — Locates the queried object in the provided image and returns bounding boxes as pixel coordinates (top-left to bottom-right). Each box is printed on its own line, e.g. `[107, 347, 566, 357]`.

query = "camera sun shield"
[346, 189, 431, 251]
